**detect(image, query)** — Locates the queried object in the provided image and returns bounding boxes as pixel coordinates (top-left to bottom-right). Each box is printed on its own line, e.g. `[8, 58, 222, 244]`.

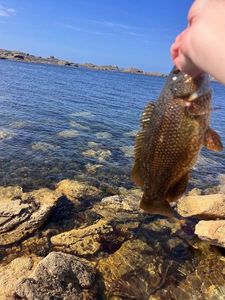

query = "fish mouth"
[188, 73, 211, 101]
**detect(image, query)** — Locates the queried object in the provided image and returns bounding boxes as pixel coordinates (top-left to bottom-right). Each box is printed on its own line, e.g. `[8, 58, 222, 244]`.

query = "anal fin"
[203, 127, 223, 151]
[140, 192, 174, 218]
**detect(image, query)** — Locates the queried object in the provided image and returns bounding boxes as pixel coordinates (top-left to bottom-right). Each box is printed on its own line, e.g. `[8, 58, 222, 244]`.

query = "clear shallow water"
[0, 59, 225, 191]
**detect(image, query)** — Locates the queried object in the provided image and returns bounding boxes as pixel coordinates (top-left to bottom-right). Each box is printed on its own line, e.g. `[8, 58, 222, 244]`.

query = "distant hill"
[0, 49, 167, 77]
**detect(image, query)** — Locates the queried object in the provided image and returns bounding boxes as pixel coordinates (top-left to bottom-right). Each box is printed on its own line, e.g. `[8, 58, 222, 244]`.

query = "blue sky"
[0, 0, 193, 73]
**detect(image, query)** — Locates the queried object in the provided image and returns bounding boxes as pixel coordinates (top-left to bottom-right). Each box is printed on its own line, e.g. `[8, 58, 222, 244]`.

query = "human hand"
[171, 0, 225, 84]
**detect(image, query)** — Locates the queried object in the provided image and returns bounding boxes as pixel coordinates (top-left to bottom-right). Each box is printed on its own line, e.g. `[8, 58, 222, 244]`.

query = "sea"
[0, 59, 225, 192]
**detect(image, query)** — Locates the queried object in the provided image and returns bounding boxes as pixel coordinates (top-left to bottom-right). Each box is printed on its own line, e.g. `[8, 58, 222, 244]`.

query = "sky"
[0, 0, 193, 73]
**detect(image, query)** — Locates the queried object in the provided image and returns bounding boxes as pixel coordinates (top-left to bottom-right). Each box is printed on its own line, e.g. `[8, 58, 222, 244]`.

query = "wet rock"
[82, 148, 111, 162]
[0, 129, 15, 140]
[177, 194, 225, 219]
[14, 251, 97, 299]
[0, 255, 41, 299]
[58, 129, 80, 138]
[51, 219, 113, 256]
[97, 239, 167, 299]
[85, 163, 104, 174]
[32, 141, 60, 152]
[56, 179, 99, 201]
[120, 145, 134, 157]
[0, 186, 59, 246]
[95, 131, 112, 139]
[69, 120, 90, 130]
[195, 220, 225, 248]
[92, 189, 142, 221]
[155, 252, 225, 299]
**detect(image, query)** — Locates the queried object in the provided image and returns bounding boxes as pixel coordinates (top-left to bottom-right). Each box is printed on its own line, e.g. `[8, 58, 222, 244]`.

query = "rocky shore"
[0, 49, 167, 77]
[0, 178, 224, 299]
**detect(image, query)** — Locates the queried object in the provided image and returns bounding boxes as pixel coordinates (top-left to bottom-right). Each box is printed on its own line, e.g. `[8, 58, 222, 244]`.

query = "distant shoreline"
[0, 49, 167, 77]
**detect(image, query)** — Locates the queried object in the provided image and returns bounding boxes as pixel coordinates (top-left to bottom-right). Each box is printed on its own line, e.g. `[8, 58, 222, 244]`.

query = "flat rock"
[56, 179, 99, 201]
[195, 220, 225, 248]
[92, 189, 142, 221]
[0, 255, 41, 299]
[177, 193, 225, 219]
[14, 251, 97, 299]
[0, 186, 60, 246]
[51, 219, 113, 256]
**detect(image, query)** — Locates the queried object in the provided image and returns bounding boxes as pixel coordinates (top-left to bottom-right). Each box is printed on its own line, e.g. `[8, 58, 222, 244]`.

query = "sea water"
[0, 59, 225, 192]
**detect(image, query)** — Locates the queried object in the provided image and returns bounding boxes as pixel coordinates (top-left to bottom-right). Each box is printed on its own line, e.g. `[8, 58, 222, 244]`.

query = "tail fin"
[140, 192, 174, 218]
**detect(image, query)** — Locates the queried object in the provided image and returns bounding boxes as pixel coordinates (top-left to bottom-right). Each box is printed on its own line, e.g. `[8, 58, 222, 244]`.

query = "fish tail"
[140, 193, 174, 218]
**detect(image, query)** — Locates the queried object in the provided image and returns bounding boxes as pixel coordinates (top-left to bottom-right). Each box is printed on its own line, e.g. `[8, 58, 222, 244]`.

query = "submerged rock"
[82, 148, 111, 161]
[14, 251, 97, 299]
[0, 255, 41, 299]
[32, 141, 60, 152]
[97, 239, 166, 299]
[51, 219, 113, 256]
[0, 186, 59, 246]
[195, 220, 225, 247]
[177, 194, 225, 219]
[69, 120, 90, 131]
[85, 163, 104, 174]
[95, 131, 112, 139]
[58, 129, 80, 138]
[120, 145, 134, 157]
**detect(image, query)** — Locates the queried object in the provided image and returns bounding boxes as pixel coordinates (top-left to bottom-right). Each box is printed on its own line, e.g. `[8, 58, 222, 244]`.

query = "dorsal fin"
[135, 101, 155, 159]
[131, 101, 155, 187]
[141, 101, 155, 129]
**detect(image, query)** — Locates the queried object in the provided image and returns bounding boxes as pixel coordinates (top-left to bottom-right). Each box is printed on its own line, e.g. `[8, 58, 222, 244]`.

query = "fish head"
[165, 66, 211, 101]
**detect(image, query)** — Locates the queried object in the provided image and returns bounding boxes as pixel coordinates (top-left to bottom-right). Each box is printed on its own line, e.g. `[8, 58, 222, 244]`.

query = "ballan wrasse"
[132, 67, 223, 217]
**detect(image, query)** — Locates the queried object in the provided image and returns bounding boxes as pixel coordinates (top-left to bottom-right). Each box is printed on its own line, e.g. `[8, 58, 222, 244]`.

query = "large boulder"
[14, 251, 97, 299]
[0, 186, 60, 246]
[195, 220, 225, 247]
[0, 255, 41, 299]
[177, 193, 225, 219]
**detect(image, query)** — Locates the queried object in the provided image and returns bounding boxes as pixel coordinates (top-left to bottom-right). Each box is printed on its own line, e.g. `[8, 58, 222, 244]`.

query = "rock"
[58, 129, 80, 138]
[13, 53, 24, 60]
[56, 179, 99, 201]
[95, 131, 112, 139]
[122, 67, 144, 74]
[120, 145, 134, 157]
[51, 219, 113, 256]
[0, 186, 59, 246]
[177, 194, 225, 219]
[57, 60, 72, 66]
[92, 190, 142, 221]
[0, 255, 41, 299]
[97, 239, 166, 299]
[195, 220, 225, 248]
[82, 148, 111, 161]
[85, 163, 104, 174]
[14, 251, 97, 299]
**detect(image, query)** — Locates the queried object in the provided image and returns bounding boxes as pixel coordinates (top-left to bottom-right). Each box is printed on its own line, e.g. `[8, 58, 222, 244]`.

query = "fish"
[131, 66, 223, 217]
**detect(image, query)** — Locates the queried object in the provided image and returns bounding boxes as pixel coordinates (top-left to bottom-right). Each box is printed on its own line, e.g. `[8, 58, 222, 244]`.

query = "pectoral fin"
[203, 127, 223, 151]
[140, 191, 174, 217]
